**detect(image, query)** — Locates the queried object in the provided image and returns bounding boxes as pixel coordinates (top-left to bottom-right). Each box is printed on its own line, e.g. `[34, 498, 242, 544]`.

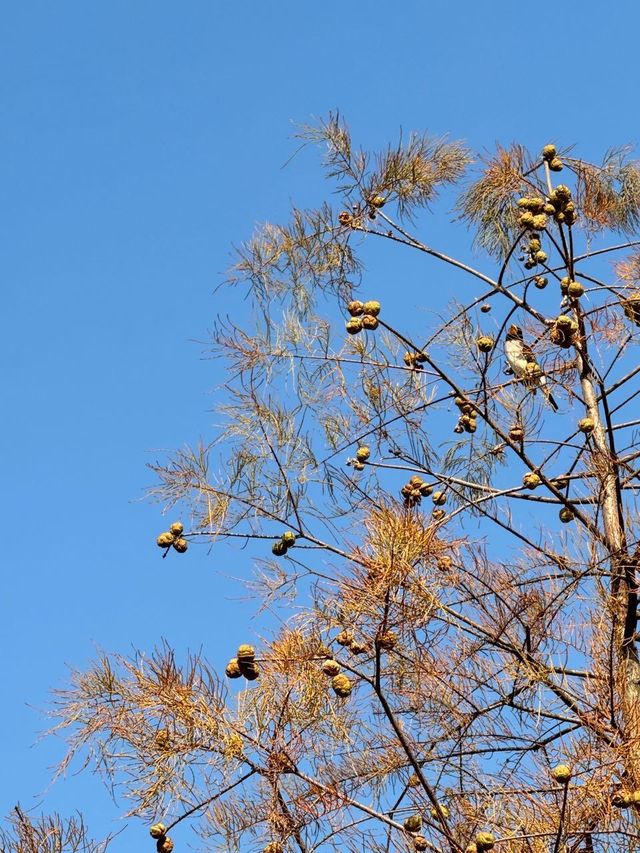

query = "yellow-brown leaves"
[457, 144, 529, 257]
[351, 503, 449, 594]
[48, 646, 230, 816]
[574, 149, 640, 234]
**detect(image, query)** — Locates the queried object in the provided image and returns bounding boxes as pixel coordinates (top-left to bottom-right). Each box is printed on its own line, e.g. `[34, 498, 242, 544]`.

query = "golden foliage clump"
[48, 646, 232, 817]
[349, 502, 453, 595]
[573, 148, 640, 233]
[457, 144, 530, 256]
[252, 626, 337, 721]
[367, 132, 472, 220]
[298, 112, 471, 221]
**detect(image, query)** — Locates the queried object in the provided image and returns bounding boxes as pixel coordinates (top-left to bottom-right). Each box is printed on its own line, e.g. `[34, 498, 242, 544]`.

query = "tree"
[12, 116, 640, 852]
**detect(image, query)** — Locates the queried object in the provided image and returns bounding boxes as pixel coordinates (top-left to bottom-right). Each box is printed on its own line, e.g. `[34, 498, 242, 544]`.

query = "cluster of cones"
[156, 522, 188, 554]
[521, 232, 547, 270]
[149, 823, 174, 853]
[401, 475, 433, 508]
[225, 644, 260, 681]
[350, 445, 370, 472]
[550, 313, 579, 347]
[345, 299, 381, 334]
[272, 531, 296, 557]
[453, 396, 478, 435]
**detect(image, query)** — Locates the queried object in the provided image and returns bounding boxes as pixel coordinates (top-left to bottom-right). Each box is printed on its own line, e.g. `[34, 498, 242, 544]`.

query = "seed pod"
[356, 446, 370, 461]
[321, 659, 341, 676]
[549, 157, 563, 171]
[281, 531, 296, 547]
[370, 195, 386, 208]
[413, 836, 429, 851]
[157, 838, 174, 853]
[430, 804, 450, 819]
[534, 275, 548, 289]
[349, 641, 369, 655]
[622, 292, 640, 326]
[157, 532, 174, 548]
[403, 814, 423, 833]
[509, 426, 524, 442]
[173, 538, 188, 553]
[532, 214, 548, 230]
[523, 472, 541, 490]
[559, 507, 575, 523]
[529, 238, 541, 252]
[155, 728, 170, 750]
[237, 644, 256, 662]
[519, 211, 535, 227]
[534, 250, 548, 264]
[466, 846, 479, 853]
[225, 657, 242, 678]
[240, 660, 260, 680]
[476, 335, 494, 353]
[338, 211, 352, 225]
[150, 824, 167, 839]
[475, 833, 495, 851]
[169, 522, 184, 536]
[336, 630, 354, 647]
[346, 317, 364, 335]
[542, 144, 557, 161]
[555, 211, 566, 223]
[567, 281, 584, 298]
[453, 423, 464, 434]
[331, 673, 353, 697]
[419, 482, 433, 497]
[432, 491, 447, 505]
[362, 314, 379, 330]
[347, 300, 364, 316]
[555, 184, 571, 200]
[555, 314, 575, 329]
[408, 773, 420, 787]
[377, 630, 398, 650]
[612, 790, 634, 808]
[578, 417, 594, 434]
[436, 554, 453, 571]
[352, 460, 365, 471]
[549, 327, 569, 347]
[432, 508, 446, 521]
[264, 843, 284, 853]
[272, 540, 287, 556]
[544, 203, 556, 215]
[480, 303, 491, 313]
[551, 763, 572, 783]
[362, 300, 381, 316]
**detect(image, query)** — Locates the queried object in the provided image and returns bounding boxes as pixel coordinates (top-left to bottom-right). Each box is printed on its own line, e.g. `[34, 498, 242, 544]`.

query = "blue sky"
[2, 1, 639, 848]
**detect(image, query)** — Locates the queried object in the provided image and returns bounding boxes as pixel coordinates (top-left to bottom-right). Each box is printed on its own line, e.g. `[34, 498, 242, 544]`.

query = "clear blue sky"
[2, 1, 639, 848]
